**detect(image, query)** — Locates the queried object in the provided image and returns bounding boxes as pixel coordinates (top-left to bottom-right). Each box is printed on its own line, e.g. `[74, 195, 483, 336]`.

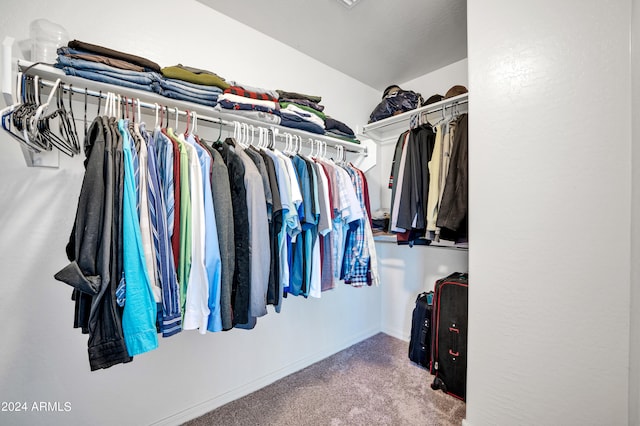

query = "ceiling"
[197, 0, 467, 91]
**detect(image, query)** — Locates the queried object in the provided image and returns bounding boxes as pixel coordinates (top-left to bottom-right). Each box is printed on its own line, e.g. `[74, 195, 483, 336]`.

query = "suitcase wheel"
[431, 377, 446, 392]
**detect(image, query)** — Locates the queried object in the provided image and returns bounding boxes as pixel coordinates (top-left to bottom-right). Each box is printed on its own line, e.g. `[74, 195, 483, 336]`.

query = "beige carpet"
[184, 333, 465, 426]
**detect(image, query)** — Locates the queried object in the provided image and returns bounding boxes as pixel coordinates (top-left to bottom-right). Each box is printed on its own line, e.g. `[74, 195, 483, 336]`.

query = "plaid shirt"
[341, 166, 370, 286]
[224, 86, 278, 102]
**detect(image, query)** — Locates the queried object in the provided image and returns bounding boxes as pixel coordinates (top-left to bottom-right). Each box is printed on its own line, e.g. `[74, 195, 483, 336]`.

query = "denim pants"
[63, 67, 156, 92]
[57, 55, 161, 81]
[160, 78, 223, 94]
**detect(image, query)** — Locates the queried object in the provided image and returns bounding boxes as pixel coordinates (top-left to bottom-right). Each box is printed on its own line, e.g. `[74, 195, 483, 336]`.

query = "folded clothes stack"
[277, 90, 358, 141]
[324, 116, 357, 142]
[57, 41, 225, 108]
[56, 40, 162, 93]
[159, 64, 228, 107]
[277, 90, 326, 135]
[55, 40, 359, 141]
[215, 84, 282, 125]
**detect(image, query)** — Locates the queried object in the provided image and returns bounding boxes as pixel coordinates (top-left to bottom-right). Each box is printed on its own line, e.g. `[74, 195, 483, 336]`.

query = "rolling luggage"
[408, 291, 433, 368]
[430, 272, 468, 401]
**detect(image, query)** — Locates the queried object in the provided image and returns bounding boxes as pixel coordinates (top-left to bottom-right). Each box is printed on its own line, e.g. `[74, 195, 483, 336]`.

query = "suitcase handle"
[449, 325, 459, 359]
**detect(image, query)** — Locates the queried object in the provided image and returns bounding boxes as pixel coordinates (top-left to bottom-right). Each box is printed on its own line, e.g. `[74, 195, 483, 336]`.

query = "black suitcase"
[430, 272, 468, 401]
[408, 291, 433, 368]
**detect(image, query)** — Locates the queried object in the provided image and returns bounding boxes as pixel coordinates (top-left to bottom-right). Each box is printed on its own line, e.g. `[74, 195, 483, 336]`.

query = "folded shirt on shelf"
[162, 65, 230, 90]
[279, 101, 326, 121]
[280, 115, 324, 134]
[227, 81, 279, 100]
[224, 86, 278, 102]
[325, 130, 359, 143]
[218, 93, 279, 111]
[67, 39, 161, 72]
[217, 99, 280, 115]
[276, 89, 321, 103]
[324, 116, 355, 137]
[279, 97, 324, 112]
[216, 108, 282, 125]
[280, 104, 325, 129]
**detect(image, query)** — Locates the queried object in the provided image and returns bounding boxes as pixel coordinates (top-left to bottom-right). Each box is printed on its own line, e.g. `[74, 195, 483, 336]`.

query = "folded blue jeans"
[57, 55, 161, 82]
[156, 89, 218, 107]
[62, 67, 155, 92]
[161, 78, 223, 94]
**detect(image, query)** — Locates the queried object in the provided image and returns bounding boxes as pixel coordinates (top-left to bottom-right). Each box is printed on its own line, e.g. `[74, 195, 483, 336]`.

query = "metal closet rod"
[29, 76, 365, 155]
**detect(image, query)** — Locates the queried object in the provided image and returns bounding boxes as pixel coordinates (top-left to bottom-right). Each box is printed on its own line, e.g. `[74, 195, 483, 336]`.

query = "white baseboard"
[462, 418, 472, 426]
[150, 326, 381, 426]
[381, 324, 410, 342]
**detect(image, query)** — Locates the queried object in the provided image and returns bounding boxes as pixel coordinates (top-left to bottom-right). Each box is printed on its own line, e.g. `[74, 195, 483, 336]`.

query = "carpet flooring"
[184, 333, 466, 426]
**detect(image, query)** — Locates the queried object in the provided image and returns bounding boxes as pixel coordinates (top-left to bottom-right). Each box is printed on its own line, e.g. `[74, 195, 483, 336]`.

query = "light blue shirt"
[186, 134, 222, 332]
[119, 119, 159, 356]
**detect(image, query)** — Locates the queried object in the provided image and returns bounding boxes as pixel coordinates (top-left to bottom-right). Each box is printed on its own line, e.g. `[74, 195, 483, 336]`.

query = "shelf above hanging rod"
[358, 93, 468, 142]
[4, 58, 370, 168]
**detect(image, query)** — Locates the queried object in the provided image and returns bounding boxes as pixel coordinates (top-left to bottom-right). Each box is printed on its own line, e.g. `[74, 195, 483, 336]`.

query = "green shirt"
[167, 128, 192, 317]
[162, 66, 230, 90]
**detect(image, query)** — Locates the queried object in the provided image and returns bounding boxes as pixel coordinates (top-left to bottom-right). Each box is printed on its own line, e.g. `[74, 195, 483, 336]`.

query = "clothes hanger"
[25, 77, 62, 149]
[192, 110, 198, 135]
[184, 110, 191, 137]
[154, 103, 159, 128]
[96, 90, 102, 117]
[307, 138, 314, 157]
[268, 128, 276, 150]
[213, 119, 223, 144]
[1, 74, 44, 152]
[36, 85, 77, 157]
[66, 85, 79, 150]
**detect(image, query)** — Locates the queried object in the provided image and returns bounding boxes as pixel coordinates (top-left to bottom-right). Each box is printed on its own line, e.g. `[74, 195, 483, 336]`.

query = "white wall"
[466, 1, 631, 425]
[630, 0, 640, 424]
[401, 58, 468, 100]
[0, 2, 382, 426]
[377, 243, 468, 341]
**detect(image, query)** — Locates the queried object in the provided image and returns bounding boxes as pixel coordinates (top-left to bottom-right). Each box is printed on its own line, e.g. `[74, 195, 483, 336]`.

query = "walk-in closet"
[1, 1, 638, 426]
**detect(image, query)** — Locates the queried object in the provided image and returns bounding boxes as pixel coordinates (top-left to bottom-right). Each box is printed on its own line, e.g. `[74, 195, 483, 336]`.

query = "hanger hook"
[193, 110, 198, 134]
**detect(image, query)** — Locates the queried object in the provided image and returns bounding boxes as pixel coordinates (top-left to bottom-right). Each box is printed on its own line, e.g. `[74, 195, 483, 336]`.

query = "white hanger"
[257, 126, 264, 148]
[154, 103, 159, 128]
[0, 71, 25, 119]
[174, 106, 179, 132]
[192, 110, 198, 134]
[30, 77, 61, 133]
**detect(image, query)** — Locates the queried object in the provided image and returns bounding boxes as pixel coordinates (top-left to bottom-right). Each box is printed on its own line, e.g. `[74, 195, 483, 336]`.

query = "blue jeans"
[161, 78, 223, 94]
[156, 79, 222, 98]
[63, 67, 155, 93]
[156, 88, 218, 107]
[57, 55, 161, 81]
